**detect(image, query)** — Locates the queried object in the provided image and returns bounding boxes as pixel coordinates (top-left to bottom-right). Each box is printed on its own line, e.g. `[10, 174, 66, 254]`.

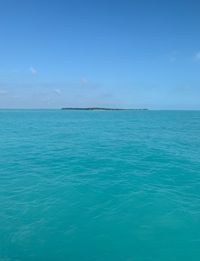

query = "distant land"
[61, 107, 148, 111]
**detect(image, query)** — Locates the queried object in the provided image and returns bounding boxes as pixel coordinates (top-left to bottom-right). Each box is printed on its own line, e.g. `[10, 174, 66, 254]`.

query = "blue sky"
[0, 0, 200, 109]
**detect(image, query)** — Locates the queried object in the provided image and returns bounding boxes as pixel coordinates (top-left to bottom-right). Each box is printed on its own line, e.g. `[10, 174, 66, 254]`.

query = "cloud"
[12, 94, 21, 99]
[0, 89, 8, 95]
[169, 51, 177, 62]
[53, 88, 61, 95]
[29, 66, 38, 75]
[195, 52, 200, 61]
[170, 57, 176, 62]
[80, 77, 88, 85]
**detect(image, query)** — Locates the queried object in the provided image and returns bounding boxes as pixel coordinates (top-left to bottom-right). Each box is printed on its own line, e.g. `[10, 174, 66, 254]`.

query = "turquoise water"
[1, 110, 200, 261]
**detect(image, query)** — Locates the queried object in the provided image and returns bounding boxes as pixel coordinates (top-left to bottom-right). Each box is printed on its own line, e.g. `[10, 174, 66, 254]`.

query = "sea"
[0, 109, 200, 261]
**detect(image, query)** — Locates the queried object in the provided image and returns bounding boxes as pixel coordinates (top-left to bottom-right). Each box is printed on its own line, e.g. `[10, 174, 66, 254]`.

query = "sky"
[0, 0, 200, 109]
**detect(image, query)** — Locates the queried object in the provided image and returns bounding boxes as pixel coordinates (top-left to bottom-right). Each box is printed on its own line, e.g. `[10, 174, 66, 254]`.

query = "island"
[61, 107, 148, 110]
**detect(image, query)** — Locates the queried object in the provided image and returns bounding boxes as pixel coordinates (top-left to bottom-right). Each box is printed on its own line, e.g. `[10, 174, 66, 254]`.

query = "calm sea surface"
[0, 110, 200, 261]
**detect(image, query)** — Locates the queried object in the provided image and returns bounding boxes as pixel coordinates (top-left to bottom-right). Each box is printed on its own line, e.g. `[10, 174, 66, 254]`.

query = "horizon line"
[0, 108, 200, 111]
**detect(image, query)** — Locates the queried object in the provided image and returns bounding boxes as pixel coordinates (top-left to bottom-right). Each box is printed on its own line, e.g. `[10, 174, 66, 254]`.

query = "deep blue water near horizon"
[1, 110, 200, 261]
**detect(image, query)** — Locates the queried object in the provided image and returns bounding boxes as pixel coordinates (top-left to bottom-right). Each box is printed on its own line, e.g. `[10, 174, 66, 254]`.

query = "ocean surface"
[0, 110, 200, 261]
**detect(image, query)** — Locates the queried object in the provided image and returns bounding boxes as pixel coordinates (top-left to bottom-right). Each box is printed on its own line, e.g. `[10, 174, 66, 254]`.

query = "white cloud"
[0, 89, 8, 95]
[169, 51, 177, 62]
[170, 57, 176, 62]
[195, 52, 200, 60]
[53, 88, 61, 95]
[80, 77, 88, 85]
[29, 66, 37, 75]
[12, 94, 21, 99]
